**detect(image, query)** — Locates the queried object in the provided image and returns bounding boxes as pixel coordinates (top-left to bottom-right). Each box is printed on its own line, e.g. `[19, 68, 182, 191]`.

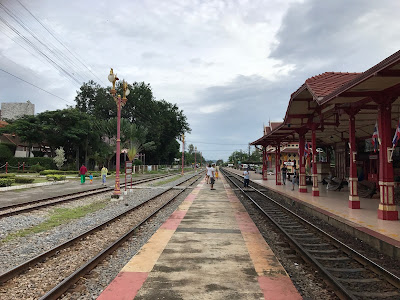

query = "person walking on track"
[210, 163, 216, 190]
[243, 168, 250, 188]
[101, 165, 108, 186]
[79, 164, 88, 184]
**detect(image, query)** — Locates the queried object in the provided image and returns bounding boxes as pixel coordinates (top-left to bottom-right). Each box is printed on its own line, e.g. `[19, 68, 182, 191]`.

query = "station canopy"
[251, 50, 400, 147]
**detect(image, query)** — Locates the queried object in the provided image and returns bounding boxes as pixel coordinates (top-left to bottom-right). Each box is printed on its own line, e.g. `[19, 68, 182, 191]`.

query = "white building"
[0, 101, 35, 121]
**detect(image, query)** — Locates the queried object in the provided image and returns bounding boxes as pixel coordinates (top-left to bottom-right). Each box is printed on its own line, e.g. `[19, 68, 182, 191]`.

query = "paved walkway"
[98, 173, 301, 299]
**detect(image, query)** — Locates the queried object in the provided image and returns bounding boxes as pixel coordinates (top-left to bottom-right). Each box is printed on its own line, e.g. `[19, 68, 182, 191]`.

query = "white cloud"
[1, 0, 400, 160]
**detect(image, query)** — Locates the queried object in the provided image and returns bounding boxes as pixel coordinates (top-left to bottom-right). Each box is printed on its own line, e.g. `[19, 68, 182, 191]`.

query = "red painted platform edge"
[262, 183, 400, 249]
[97, 272, 148, 300]
[354, 226, 400, 247]
[258, 275, 302, 300]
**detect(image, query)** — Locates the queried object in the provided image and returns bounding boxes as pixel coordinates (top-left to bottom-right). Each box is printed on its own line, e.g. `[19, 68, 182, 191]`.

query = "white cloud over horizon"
[1, 0, 400, 160]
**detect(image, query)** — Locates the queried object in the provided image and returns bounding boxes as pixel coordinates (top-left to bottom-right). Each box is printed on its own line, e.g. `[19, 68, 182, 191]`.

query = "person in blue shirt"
[243, 168, 250, 188]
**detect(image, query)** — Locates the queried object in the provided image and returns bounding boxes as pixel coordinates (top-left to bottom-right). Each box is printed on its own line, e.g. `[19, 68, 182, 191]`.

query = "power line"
[0, 10, 82, 86]
[0, 68, 74, 104]
[15, 0, 108, 86]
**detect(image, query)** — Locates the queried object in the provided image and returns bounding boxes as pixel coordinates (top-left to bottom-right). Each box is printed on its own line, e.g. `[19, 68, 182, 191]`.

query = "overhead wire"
[15, 0, 108, 86]
[0, 68, 74, 104]
[0, 13, 81, 87]
[0, 0, 109, 89]
[0, 2, 83, 86]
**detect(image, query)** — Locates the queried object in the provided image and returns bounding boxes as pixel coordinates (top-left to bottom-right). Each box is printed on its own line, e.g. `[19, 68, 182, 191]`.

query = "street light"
[108, 68, 130, 197]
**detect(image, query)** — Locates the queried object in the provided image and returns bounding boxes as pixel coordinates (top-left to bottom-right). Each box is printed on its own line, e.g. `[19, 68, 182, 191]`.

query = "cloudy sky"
[1, 0, 400, 161]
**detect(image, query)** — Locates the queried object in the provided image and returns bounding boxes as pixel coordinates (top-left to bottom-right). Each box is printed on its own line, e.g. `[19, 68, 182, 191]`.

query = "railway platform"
[227, 168, 400, 258]
[98, 174, 301, 299]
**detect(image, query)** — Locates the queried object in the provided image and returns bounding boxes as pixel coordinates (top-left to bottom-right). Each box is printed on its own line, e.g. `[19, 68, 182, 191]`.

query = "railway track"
[0, 173, 177, 218]
[221, 168, 400, 300]
[0, 172, 203, 300]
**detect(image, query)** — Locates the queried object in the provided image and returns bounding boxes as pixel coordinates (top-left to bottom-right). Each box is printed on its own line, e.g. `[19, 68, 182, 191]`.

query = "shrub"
[133, 159, 142, 166]
[0, 173, 15, 178]
[30, 164, 45, 173]
[0, 178, 14, 187]
[1, 157, 55, 170]
[14, 177, 35, 184]
[0, 144, 13, 160]
[46, 175, 66, 181]
[40, 170, 77, 175]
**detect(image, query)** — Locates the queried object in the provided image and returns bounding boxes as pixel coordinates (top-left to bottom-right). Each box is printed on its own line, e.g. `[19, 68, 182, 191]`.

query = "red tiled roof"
[2, 133, 26, 146]
[305, 72, 360, 100]
[270, 122, 282, 130]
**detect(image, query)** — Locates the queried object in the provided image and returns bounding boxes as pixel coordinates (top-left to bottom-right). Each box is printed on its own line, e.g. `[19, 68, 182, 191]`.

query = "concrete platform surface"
[98, 174, 301, 299]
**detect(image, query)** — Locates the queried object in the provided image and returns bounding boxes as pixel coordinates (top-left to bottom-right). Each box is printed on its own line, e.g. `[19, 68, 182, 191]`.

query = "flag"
[371, 121, 380, 153]
[392, 118, 400, 148]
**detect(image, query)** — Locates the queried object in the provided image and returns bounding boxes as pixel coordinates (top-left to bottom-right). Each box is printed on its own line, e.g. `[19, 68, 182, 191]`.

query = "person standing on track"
[101, 165, 108, 186]
[243, 167, 250, 188]
[79, 164, 88, 184]
[210, 163, 216, 190]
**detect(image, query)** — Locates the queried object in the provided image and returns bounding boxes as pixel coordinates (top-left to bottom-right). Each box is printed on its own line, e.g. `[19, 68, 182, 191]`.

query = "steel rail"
[0, 172, 201, 287]
[39, 173, 202, 300]
[221, 168, 400, 300]
[0, 173, 176, 218]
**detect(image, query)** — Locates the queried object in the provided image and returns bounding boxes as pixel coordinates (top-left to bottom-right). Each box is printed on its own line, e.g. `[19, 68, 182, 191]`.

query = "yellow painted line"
[242, 232, 287, 276]
[122, 228, 175, 272]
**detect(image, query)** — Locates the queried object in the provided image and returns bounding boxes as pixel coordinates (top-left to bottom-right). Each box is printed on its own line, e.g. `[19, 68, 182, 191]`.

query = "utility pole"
[181, 134, 185, 175]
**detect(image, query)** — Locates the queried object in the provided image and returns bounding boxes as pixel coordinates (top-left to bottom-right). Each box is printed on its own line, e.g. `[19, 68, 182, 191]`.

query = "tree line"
[1, 80, 191, 169]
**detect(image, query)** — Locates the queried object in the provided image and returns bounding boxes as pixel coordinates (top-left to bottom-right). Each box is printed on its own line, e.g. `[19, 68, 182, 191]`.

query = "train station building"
[251, 50, 400, 220]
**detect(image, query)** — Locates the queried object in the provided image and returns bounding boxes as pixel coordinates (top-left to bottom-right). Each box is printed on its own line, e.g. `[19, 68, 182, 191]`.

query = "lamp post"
[108, 68, 130, 197]
[194, 146, 197, 172]
[181, 134, 185, 175]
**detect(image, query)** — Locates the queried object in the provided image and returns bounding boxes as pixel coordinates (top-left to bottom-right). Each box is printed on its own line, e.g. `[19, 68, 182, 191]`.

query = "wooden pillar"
[299, 133, 307, 193]
[377, 99, 398, 220]
[275, 142, 281, 185]
[348, 112, 360, 208]
[311, 125, 319, 196]
[262, 147, 268, 180]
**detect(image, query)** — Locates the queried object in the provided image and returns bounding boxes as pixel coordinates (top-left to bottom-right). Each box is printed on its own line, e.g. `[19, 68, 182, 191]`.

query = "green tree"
[1, 115, 44, 157]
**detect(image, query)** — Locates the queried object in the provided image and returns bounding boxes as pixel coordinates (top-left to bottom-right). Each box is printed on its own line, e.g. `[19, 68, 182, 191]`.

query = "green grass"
[151, 175, 181, 186]
[1, 200, 108, 243]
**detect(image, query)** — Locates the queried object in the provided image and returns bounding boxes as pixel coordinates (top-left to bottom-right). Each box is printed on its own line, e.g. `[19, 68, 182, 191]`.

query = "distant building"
[0, 101, 34, 121]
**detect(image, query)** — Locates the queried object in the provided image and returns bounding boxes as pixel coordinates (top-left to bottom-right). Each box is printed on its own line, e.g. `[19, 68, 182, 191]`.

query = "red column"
[299, 133, 307, 193]
[275, 143, 281, 185]
[377, 100, 398, 220]
[114, 96, 121, 195]
[348, 112, 360, 208]
[262, 147, 268, 180]
[311, 125, 319, 196]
